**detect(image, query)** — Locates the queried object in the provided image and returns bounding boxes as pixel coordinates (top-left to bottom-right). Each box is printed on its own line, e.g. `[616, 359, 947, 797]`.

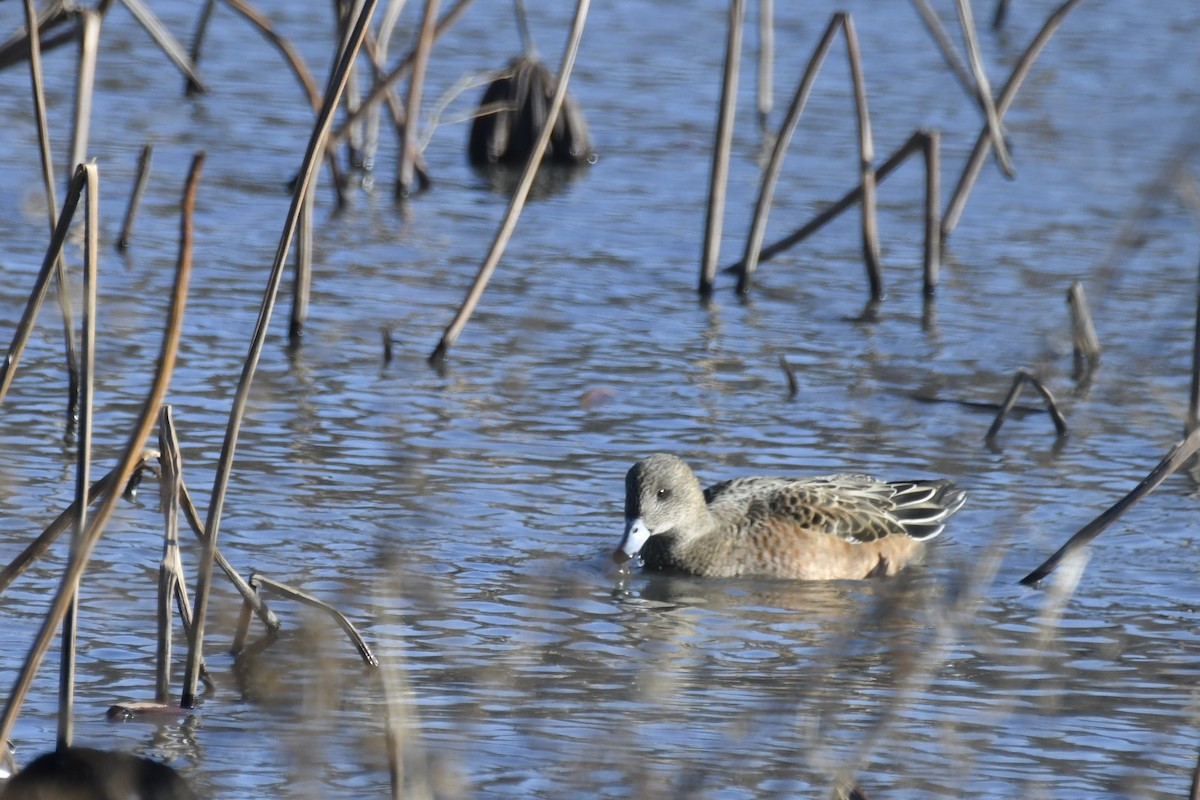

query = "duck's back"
[689, 473, 963, 579]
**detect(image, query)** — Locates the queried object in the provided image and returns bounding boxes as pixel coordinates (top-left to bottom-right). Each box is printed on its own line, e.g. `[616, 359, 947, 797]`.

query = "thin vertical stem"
[69, 10, 101, 176]
[183, 0, 380, 708]
[23, 0, 81, 430]
[57, 163, 98, 751]
[756, 0, 773, 130]
[397, 0, 440, 196]
[156, 406, 182, 704]
[289, 177, 316, 345]
[118, 143, 154, 250]
[922, 129, 941, 295]
[1189, 256, 1200, 436]
[428, 0, 591, 363]
[842, 14, 883, 301]
[699, 0, 747, 297]
[186, 0, 216, 94]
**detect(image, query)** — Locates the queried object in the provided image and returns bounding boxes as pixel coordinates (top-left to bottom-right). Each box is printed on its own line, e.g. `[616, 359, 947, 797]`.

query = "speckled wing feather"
[710, 473, 961, 545]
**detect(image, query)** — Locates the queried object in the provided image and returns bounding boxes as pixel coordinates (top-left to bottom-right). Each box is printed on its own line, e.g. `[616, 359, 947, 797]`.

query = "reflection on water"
[3, 0, 1200, 798]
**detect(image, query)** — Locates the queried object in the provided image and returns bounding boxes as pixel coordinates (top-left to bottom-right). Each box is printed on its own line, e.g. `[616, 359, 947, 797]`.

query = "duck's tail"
[888, 479, 967, 541]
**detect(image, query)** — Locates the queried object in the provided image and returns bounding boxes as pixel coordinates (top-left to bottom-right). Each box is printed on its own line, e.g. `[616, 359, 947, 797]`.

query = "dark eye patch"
[656, 488, 671, 501]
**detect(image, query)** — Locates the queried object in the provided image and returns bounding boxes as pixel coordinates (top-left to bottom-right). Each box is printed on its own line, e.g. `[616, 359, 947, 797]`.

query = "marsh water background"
[3, 1, 1200, 797]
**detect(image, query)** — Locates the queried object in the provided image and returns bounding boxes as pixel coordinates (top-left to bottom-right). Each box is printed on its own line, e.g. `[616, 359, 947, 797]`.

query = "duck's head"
[613, 453, 706, 565]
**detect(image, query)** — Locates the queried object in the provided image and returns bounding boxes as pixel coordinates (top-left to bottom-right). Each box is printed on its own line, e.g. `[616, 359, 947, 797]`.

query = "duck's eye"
[656, 488, 671, 501]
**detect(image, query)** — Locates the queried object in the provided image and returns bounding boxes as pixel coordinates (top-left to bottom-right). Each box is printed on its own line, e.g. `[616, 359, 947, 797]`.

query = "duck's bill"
[614, 516, 651, 565]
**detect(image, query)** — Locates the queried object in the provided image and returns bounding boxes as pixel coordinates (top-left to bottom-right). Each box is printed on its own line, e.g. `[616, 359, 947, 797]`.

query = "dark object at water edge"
[0, 747, 198, 800]
[468, 56, 592, 168]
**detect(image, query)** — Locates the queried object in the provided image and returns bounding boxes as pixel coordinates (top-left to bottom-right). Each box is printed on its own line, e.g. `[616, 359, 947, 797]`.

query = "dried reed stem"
[1190, 256, 1200, 437]
[289, 178, 316, 344]
[778, 354, 797, 399]
[698, 0, 746, 298]
[921, 129, 941, 295]
[118, 143, 154, 251]
[1020, 425, 1200, 586]
[68, 10, 100, 175]
[0, 154, 198, 748]
[56, 162, 98, 751]
[22, 0, 81, 428]
[985, 368, 1068, 441]
[428, 0, 591, 364]
[397, 0, 441, 197]
[156, 406, 183, 704]
[942, 0, 1082, 240]
[842, 14, 883, 302]
[757, 0, 773, 130]
[185, 0, 216, 94]
[953, 0, 1013, 176]
[183, 1, 378, 708]
[249, 573, 379, 666]
[738, 14, 841, 294]
[1067, 281, 1100, 380]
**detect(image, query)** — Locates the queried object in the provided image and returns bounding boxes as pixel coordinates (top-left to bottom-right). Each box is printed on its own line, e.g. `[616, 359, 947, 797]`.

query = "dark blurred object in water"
[468, 56, 592, 168]
[0, 747, 197, 800]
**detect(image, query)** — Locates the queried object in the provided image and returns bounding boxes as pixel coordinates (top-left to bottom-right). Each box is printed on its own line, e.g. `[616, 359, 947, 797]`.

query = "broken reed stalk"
[729, 130, 942, 292]
[68, 10, 100, 179]
[1067, 280, 1100, 378]
[738, 13, 841, 295]
[0, 154, 199, 749]
[330, 0, 474, 148]
[428, 0, 591, 364]
[698, 0, 746, 298]
[778, 354, 797, 399]
[921, 129, 941, 295]
[248, 573, 379, 666]
[941, 0, 1083, 240]
[757, 0, 773, 130]
[953, 0, 1013, 177]
[118, 143, 153, 250]
[22, 0, 81, 429]
[57, 163, 99, 751]
[842, 14, 883, 302]
[397, 0, 441, 197]
[985, 368, 1067, 441]
[1020, 424, 1200, 586]
[119, 0, 208, 92]
[184, 0, 378, 709]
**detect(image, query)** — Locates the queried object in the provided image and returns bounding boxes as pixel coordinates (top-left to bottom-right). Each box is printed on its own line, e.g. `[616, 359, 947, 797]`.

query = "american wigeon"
[614, 454, 965, 580]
